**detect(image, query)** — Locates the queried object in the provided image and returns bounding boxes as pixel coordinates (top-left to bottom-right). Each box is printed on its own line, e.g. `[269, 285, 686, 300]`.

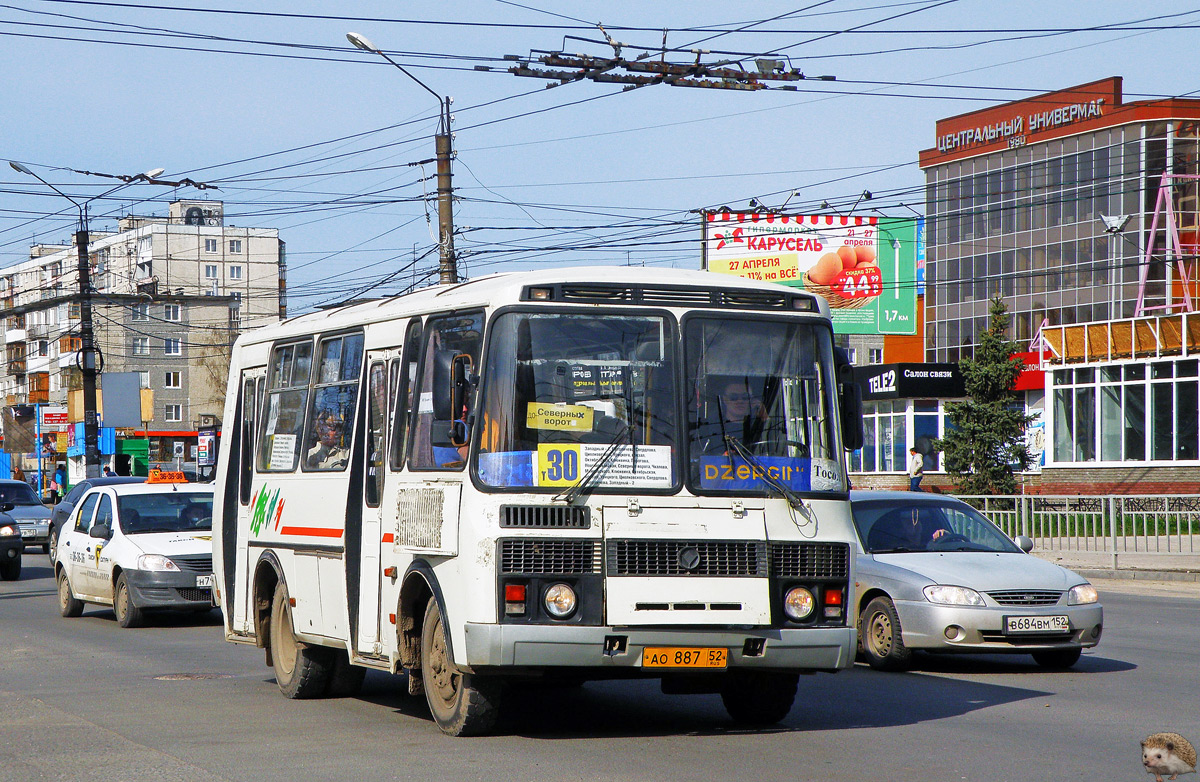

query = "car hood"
[870, 551, 1086, 591]
[6, 506, 51, 521]
[127, 532, 214, 557]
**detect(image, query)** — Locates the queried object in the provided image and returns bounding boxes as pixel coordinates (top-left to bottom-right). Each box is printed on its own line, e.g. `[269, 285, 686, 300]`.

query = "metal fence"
[957, 494, 1200, 568]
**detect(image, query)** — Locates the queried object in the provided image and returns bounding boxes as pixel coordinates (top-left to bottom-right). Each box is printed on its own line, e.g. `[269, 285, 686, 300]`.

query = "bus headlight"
[783, 587, 815, 621]
[544, 583, 577, 619]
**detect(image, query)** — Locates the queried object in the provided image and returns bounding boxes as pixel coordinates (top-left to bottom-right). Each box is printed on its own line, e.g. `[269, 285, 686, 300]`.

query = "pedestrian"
[906, 446, 924, 491]
[54, 465, 66, 502]
[103, 465, 115, 477]
[11, 464, 25, 482]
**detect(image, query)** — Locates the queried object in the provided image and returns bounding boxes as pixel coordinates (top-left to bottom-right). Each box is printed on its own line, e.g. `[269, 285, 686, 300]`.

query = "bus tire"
[115, 574, 144, 628]
[270, 583, 332, 699]
[420, 596, 500, 736]
[719, 671, 798, 726]
[326, 650, 367, 697]
[57, 569, 83, 617]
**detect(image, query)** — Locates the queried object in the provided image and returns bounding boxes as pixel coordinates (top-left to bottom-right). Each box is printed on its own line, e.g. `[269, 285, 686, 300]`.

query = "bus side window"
[389, 319, 423, 471]
[257, 340, 314, 472]
[408, 312, 484, 471]
[302, 332, 364, 472]
[365, 361, 386, 507]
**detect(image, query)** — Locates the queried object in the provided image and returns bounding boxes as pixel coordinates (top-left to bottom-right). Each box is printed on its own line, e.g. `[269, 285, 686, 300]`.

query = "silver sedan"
[850, 490, 1103, 671]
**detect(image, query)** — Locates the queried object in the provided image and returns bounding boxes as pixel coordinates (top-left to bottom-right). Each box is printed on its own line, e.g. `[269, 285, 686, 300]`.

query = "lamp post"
[9, 162, 163, 479]
[347, 31, 458, 284]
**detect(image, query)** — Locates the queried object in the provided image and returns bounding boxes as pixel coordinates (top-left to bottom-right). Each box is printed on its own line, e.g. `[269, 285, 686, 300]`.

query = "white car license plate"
[196, 574, 214, 588]
[1004, 615, 1070, 634]
[20, 528, 35, 538]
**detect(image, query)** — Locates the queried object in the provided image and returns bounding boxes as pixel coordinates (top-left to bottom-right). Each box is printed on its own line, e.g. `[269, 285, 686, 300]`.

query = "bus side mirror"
[834, 347, 864, 452]
[432, 350, 473, 422]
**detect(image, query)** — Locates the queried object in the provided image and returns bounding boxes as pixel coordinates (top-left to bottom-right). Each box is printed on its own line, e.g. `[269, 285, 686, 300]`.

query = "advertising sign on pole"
[703, 212, 918, 335]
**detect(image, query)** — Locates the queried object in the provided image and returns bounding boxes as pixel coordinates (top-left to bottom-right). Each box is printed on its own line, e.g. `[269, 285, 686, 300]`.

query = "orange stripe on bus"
[382, 533, 394, 543]
[279, 526, 344, 538]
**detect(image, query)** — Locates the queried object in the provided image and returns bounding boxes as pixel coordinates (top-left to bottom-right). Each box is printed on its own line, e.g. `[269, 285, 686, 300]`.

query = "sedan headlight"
[0, 525, 16, 537]
[1067, 583, 1099, 605]
[923, 585, 985, 606]
[136, 554, 180, 572]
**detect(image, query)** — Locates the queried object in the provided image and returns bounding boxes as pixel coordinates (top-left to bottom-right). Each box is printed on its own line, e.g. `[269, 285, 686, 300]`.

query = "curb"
[1072, 568, 1200, 583]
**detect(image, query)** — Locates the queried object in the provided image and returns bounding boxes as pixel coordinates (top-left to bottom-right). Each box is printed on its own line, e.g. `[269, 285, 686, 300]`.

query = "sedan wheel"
[48, 529, 58, 562]
[860, 596, 912, 671]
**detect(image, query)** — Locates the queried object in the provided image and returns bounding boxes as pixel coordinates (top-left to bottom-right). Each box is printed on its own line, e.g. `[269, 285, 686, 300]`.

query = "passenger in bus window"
[307, 418, 348, 470]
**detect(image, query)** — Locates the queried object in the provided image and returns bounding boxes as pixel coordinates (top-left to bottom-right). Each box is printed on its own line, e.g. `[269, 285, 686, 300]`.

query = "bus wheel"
[325, 650, 367, 697]
[270, 583, 332, 699]
[720, 671, 798, 726]
[420, 596, 500, 736]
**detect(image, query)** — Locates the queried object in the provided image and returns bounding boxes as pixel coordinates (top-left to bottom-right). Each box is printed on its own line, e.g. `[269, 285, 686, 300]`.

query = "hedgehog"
[1142, 733, 1197, 782]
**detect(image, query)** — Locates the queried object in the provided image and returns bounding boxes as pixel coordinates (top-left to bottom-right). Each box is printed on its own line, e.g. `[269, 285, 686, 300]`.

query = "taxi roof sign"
[147, 469, 188, 484]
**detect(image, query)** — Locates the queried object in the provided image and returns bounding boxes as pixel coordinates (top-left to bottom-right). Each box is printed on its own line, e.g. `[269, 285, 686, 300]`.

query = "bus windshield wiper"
[723, 436, 817, 531]
[554, 423, 630, 505]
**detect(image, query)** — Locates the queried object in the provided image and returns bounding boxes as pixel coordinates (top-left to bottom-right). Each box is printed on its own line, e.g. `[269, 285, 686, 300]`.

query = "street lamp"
[10, 162, 163, 479]
[347, 31, 458, 284]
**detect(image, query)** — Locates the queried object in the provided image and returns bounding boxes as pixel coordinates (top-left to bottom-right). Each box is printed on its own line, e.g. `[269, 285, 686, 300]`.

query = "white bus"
[212, 267, 864, 736]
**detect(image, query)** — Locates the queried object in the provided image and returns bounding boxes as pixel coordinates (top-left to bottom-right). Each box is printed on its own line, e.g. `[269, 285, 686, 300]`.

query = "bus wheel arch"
[397, 562, 443, 671]
[252, 553, 283, 654]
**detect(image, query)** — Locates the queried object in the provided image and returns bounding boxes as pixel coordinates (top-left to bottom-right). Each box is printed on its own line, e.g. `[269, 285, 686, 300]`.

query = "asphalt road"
[2, 553, 1197, 782]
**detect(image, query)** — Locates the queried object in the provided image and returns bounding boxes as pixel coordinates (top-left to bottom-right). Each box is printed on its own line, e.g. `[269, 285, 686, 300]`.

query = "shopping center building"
[857, 77, 1200, 493]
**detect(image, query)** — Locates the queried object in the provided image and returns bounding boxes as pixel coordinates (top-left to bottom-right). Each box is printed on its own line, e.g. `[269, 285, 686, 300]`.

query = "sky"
[2, 0, 1199, 313]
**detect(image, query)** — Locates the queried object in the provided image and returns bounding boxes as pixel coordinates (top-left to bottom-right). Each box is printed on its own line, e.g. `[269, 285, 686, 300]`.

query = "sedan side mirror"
[1014, 535, 1034, 553]
[0, 502, 13, 512]
[89, 523, 112, 540]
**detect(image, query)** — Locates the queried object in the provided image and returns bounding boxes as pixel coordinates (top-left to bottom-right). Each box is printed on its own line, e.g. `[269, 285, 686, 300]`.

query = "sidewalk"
[1032, 549, 1200, 582]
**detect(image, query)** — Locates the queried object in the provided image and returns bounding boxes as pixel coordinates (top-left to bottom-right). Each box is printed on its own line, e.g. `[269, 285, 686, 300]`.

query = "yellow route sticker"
[537, 444, 582, 486]
[526, 402, 594, 431]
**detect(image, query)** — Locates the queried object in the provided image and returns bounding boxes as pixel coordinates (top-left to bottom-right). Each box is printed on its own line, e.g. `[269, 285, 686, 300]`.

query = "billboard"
[703, 212, 919, 335]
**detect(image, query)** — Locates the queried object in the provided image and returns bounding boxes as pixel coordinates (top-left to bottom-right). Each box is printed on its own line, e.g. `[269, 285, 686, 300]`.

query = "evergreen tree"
[935, 296, 1034, 495]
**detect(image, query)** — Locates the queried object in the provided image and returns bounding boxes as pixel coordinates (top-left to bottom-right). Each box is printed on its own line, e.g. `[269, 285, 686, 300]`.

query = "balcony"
[4, 328, 26, 343]
[6, 357, 25, 374]
[28, 389, 48, 404]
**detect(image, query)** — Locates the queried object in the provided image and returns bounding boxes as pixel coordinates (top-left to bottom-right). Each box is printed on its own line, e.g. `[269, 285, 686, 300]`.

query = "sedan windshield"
[853, 500, 1021, 554]
[476, 311, 677, 491]
[0, 483, 41, 506]
[117, 493, 214, 534]
[684, 316, 845, 495]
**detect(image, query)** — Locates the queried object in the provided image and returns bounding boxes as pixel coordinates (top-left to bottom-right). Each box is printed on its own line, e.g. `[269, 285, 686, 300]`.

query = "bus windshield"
[475, 311, 678, 491]
[683, 315, 846, 495]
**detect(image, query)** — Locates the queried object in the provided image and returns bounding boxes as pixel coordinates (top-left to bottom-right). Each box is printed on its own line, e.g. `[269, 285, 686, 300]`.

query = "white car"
[54, 472, 215, 627]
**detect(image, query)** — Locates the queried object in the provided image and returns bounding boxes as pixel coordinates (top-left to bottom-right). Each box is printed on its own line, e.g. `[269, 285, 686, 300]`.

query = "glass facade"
[924, 121, 1200, 362]
[1051, 358, 1200, 465]
[850, 399, 947, 474]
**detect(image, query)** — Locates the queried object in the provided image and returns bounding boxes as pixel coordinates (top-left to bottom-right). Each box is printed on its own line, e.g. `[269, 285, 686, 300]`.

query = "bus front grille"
[769, 542, 850, 579]
[500, 505, 591, 529]
[499, 539, 603, 575]
[606, 540, 767, 577]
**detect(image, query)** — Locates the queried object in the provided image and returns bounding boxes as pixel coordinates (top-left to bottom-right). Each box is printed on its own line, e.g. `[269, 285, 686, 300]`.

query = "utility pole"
[75, 224, 101, 477]
[434, 98, 457, 284]
[348, 32, 458, 284]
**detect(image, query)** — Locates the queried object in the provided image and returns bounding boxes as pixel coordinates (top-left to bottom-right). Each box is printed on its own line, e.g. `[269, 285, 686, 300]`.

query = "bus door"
[233, 368, 265, 635]
[356, 350, 400, 655]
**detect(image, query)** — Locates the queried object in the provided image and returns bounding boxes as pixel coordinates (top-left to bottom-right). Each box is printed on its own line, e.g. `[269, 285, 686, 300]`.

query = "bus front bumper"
[462, 623, 854, 672]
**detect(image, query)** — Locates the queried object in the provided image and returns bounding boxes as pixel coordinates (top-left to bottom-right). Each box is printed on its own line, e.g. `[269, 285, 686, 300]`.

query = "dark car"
[49, 476, 146, 561]
[0, 479, 52, 554]
[0, 512, 22, 580]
